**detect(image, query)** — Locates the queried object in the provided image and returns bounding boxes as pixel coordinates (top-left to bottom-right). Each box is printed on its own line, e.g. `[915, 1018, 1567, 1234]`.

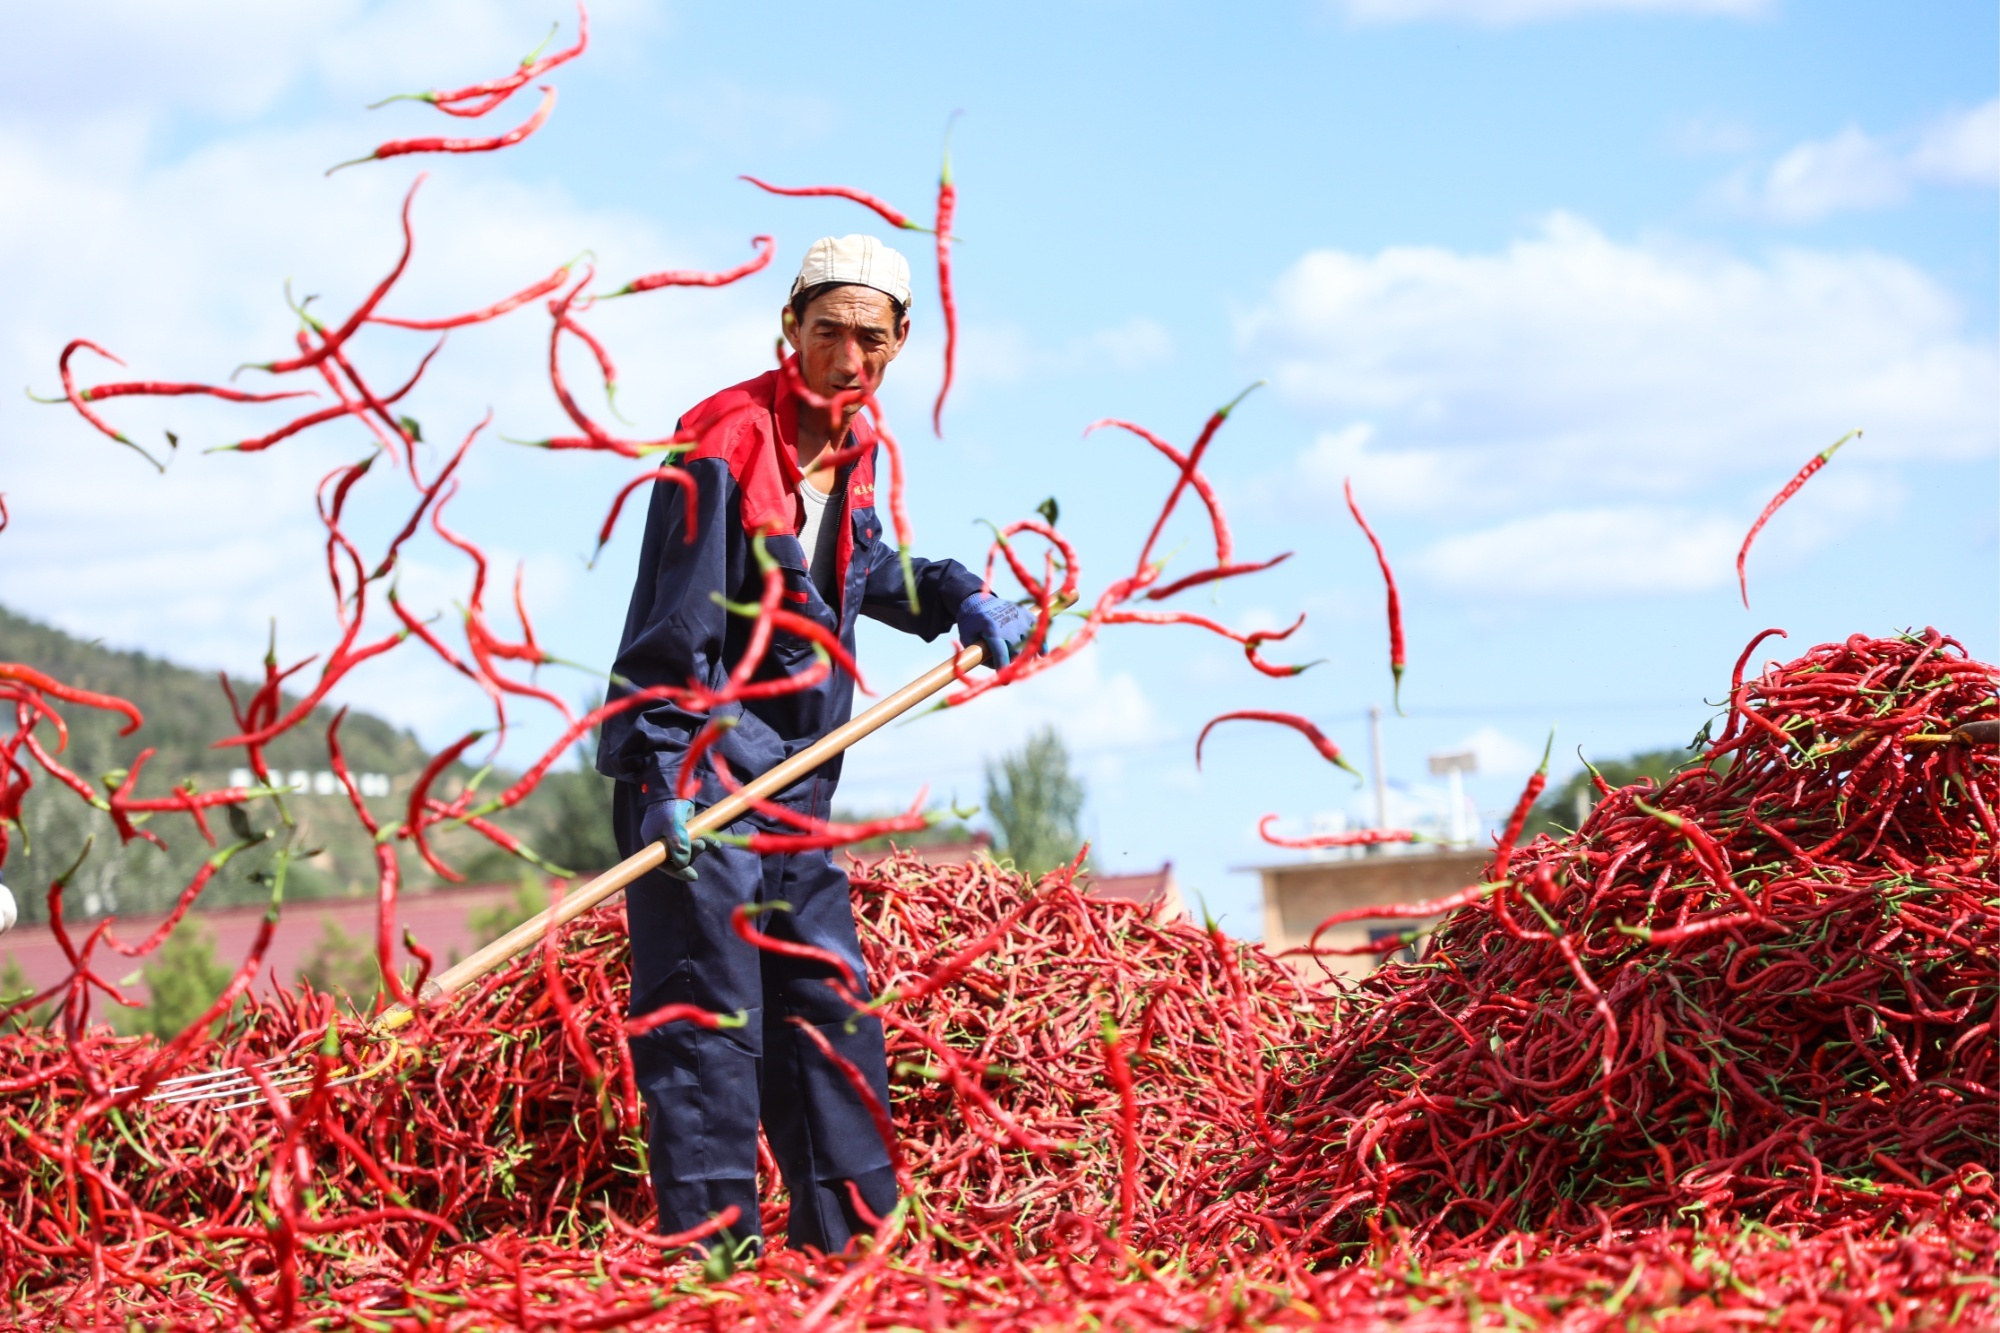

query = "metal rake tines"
[114, 1054, 373, 1111]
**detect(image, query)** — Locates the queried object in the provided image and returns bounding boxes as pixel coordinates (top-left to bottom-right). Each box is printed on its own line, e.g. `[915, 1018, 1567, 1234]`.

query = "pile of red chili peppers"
[1192, 629, 1998, 1284]
[1, 652, 1993, 1327]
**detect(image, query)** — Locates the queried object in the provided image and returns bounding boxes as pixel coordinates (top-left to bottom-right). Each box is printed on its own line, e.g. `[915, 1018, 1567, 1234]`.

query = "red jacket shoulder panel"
[679, 368, 793, 533]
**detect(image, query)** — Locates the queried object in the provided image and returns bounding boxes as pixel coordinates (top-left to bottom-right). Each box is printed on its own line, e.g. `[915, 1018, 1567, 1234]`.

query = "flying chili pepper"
[932, 127, 958, 437]
[220, 338, 442, 454]
[369, 3, 588, 119]
[591, 466, 700, 566]
[603, 235, 776, 298]
[1196, 709, 1360, 778]
[239, 177, 425, 379]
[328, 87, 557, 175]
[1737, 429, 1861, 609]
[739, 176, 929, 232]
[0, 664, 144, 735]
[1258, 817, 1418, 850]
[1344, 477, 1406, 713]
[368, 263, 577, 330]
[1488, 729, 1554, 879]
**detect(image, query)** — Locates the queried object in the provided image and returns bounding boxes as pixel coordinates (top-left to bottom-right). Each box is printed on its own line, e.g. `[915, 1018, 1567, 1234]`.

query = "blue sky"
[2, 0, 1994, 934]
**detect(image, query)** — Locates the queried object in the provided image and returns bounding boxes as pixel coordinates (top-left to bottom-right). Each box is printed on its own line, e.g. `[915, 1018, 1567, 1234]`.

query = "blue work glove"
[640, 794, 717, 882]
[956, 592, 1038, 670]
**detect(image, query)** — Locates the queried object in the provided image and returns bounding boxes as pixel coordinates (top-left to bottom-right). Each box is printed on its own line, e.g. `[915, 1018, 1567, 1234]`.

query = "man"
[596, 235, 1034, 1254]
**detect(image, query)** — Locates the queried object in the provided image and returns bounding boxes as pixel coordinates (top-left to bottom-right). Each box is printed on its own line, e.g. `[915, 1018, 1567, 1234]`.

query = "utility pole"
[1368, 705, 1388, 831]
[1428, 749, 1479, 846]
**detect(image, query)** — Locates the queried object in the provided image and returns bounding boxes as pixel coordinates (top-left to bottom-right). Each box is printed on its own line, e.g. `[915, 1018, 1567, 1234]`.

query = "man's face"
[783, 285, 907, 403]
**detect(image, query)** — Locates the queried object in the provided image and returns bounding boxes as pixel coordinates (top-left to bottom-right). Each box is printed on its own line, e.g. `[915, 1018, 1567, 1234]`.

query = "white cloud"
[1417, 506, 1738, 595]
[834, 634, 1163, 814]
[1456, 725, 1540, 778]
[1910, 99, 2000, 187]
[1328, 0, 1769, 26]
[1411, 463, 1892, 597]
[1750, 126, 1908, 221]
[1242, 213, 1997, 533]
[955, 316, 1174, 391]
[1080, 318, 1174, 373]
[0, 100, 775, 762]
[1725, 99, 2000, 222]
[4, 2, 652, 122]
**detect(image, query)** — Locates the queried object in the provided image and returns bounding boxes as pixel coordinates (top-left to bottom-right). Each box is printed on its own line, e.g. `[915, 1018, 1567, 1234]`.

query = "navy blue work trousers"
[613, 780, 897, 1253]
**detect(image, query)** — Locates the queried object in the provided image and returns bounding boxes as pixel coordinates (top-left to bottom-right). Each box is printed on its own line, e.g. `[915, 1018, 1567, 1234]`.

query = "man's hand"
[956, 592, 1039, 670]
[640, 796, 717, 882]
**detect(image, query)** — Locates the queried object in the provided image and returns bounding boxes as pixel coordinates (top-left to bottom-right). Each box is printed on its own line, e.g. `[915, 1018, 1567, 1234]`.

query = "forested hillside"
[0, 606, 617, 925]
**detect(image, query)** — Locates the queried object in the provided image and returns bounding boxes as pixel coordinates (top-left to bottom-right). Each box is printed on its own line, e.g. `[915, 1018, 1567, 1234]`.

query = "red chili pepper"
[67, 380, 314, 406]
[739, 176, 929, 232]
[1737, 430, 1860, 609]
[372, 411, 486, 581]
[370, 2, 588, 119]
[1195, 710, 1359, 777]
[604, 235, 775, 298]
[672, 717, 739, 804]
[52, 341, 163, 468]
[1488, 730, 1554, 879]
[764, 609, 869, 693]
[622, 1002, 733, 1039]
[220, 337, 442, 454]
[329, 87, 556, 175]
[241, 177, 424, 378]
[789, 1016, 906, 1186]
[1134, 384, 1261, 580]
[730, 903, 859, 993]
[1084, 417, 1235, 565]
[1100, 1014, 1140, 1236]
[931, 134, 958, 438]
[462, 684, 689, 818]
[0, 664, 144, 735]
[1343, 478, 1407, 713]
[590, 467, 699, 566]
[867, 397, 920, 612]
[402, 729, 489, 882]
[209, 620, 406, 751]
[1102, 609, 1318, 676]
[540, 880, 604, 1089]
[369, 263, 575, 330]
[538, 270, 663, 459]
[1258, 816, 1418, 850]
[1142, 555, 1294, 603]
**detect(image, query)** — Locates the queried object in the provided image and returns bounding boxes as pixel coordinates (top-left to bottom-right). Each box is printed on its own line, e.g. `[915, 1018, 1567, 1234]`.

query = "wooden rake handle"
[376, 644, 984, 1031]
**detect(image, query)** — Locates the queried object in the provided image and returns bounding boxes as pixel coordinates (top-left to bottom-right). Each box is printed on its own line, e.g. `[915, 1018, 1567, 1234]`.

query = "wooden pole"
[376, 644, 985, 1030]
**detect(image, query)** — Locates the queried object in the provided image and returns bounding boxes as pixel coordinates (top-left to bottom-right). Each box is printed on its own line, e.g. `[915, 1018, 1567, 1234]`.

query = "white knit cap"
[790, 234, 912, 309]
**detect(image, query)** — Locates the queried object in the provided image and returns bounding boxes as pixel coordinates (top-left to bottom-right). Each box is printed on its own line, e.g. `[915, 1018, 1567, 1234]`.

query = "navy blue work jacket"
[596, 362, 984, 810]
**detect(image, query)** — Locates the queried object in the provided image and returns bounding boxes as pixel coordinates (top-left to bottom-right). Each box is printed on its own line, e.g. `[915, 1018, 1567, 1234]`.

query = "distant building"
[1080, 863, 1185, 920]
[1249, 847, 1490, 982]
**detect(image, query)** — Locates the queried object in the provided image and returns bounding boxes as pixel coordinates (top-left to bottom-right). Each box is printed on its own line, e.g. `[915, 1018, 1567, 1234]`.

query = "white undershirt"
[797, 474, 832, 582]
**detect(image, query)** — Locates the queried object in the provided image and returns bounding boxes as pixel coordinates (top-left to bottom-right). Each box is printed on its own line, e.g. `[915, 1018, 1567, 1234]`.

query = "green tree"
[296, 917, 382, 1009]
[0, 954, 49, 1032]
[468, 878, 551, 949]
[117, 921, 235, 1039]
[1524, 747, 1695, 839]
[984, 726, 1086, 878]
